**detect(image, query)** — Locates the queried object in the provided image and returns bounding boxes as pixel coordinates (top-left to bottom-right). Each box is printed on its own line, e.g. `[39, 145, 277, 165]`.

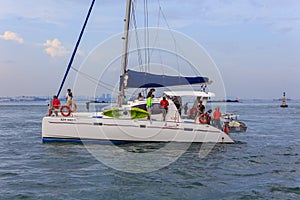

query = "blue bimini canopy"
[120, 69, 209, 88]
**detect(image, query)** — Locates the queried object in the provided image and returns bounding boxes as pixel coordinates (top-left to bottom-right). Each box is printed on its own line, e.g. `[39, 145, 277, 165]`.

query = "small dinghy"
[223, 113, 247, 133]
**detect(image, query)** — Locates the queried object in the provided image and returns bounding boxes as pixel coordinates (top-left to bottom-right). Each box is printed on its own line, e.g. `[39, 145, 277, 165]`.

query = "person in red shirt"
[48, 95, 61, 116]
[160, 96, 169, 121]
[213, 106, 222, 129]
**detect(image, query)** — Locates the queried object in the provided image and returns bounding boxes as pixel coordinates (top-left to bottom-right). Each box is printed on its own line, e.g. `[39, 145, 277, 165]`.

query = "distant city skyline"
[0, 0, 300, 99]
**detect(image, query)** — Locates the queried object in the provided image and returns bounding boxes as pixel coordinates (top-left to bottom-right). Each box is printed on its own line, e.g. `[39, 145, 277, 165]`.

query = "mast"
[118, 0, 132, 106]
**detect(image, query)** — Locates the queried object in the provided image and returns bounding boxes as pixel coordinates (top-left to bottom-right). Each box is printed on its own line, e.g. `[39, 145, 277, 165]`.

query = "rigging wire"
[71, 67, 118, 94]
[131, 0, 144, 71]
[149, 1, 165, 75]
[157, 0, 199, 76]
[146, 0, 151, 72]
[143, 0, 147, 71]
[157, 2, 180, 76]
[127, 0, 202, 97]
[129, 0, 146, 96]
[144, 0, 151, 72]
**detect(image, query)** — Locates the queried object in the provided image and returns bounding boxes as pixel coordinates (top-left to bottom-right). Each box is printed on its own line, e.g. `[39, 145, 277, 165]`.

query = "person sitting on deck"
[187, 106, 198, 119]
[48, 95, 61, 116]
[137, 92, 144, 100]
[199, 109, 212, 124]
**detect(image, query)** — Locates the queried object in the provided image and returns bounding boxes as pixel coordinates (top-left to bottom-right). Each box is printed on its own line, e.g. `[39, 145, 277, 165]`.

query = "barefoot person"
[66, 88, 76, 112]
[66, 89, 73, 107]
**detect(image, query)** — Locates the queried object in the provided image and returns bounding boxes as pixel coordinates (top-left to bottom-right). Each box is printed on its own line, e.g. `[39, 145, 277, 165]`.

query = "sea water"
[0, 100, 299, 199]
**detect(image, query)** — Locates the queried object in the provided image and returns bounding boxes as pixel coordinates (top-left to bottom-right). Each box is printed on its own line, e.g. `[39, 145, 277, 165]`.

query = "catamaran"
[42, 0, 234, 144]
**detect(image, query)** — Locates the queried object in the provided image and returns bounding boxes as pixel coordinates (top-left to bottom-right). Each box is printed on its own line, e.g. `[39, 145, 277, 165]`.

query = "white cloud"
[43, 38, 69, 57]
[0, 31, 24, 43]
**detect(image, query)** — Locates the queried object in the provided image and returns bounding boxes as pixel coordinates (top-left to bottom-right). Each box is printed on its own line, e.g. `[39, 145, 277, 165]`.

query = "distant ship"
[280, 92, 288, 108]
[225, 99, 239, 103]
[209, 97, 239, 103]
[0, 96, 48, 102]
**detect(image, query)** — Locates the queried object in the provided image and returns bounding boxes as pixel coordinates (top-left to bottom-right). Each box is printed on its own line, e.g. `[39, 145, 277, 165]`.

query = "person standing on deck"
[66, 89, 73, 107]
[146, 88, 155, 98]
[172, 96, 182, 115]
[66, 88, 76, 112]
[198, 101, 205, 114]
[160, 96, 169, 121]
[183, 102, 188, 115]
[195, 100, 205, 122]
[146, 94, 154, 120]
[213, 106, 222, 129]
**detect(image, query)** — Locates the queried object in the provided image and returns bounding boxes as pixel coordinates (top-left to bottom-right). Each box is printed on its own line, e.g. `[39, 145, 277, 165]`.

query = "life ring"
[199, 114, 208, 124]
[60, 105, 71, 117]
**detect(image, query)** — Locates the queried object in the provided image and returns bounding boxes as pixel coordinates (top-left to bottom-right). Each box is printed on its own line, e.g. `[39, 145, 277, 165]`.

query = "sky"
[0, 0, 300, 99]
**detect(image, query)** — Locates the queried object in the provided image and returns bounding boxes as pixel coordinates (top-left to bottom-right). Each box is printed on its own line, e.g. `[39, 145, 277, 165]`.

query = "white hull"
[42, 113, 234, 144]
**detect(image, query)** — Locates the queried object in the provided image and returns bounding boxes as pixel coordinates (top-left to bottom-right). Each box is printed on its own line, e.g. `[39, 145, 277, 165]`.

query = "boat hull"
[42, 115, 234, 144]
